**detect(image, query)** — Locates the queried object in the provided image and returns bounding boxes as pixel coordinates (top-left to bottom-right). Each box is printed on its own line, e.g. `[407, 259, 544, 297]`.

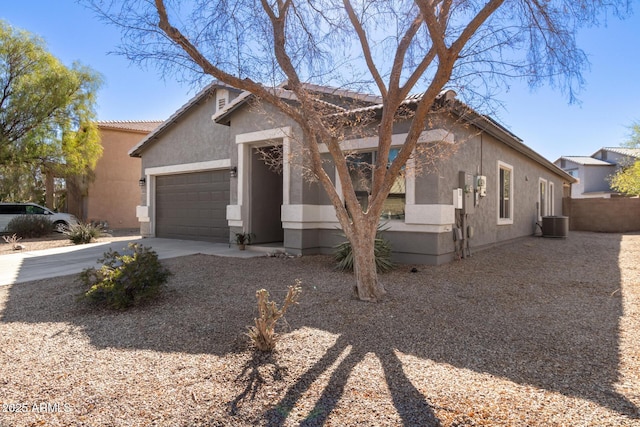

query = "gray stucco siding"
[295, 117, 569, 261]
[140, 93, 231, 171]
[461, 135, 566, 249]
[225, 103, 302, 205]
[385, 230, 454, 265]
[583, 166, 616, 193]
[139, 90, 570, 266]
[284, 228, 454, 265]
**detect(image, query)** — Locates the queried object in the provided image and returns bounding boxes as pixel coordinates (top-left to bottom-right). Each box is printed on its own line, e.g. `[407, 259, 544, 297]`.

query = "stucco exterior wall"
[136, 88, 570, 265]
[554, 158, 615, 198]
[447, 129, 567, 250]
[280, 114, 569, 263]
[561, 160, 586, 198]
[140, 94, 231, 170]
[582, 165, 616, 194]
[84, 128, 145, 229]
[225, 102, 303, 205]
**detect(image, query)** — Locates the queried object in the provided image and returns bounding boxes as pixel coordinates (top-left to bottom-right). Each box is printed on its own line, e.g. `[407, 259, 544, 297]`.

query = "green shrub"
[79, 243, 171, 310]
[65, 223, 103, 244]
[6, 215, 54, 238]
[247, 281, 302, 352]
[334, 226, 394, 273]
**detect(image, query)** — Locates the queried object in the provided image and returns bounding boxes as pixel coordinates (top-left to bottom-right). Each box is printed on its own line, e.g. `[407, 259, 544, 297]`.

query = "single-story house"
[555, 147, 640, 198]
[130, 82, 575, 265]
[67, 120, 162, 228]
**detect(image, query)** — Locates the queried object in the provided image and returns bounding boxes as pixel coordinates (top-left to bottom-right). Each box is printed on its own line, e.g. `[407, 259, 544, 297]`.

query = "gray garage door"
[155, 170, 229, 242]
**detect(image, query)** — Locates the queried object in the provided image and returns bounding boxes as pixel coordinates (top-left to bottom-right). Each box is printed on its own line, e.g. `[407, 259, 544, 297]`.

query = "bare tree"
[86, 0, 629, 301]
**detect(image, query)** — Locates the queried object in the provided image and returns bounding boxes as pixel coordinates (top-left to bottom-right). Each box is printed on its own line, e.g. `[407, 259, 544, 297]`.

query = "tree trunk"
[45, 168, 54, 210]
[351, 231, 387, 302]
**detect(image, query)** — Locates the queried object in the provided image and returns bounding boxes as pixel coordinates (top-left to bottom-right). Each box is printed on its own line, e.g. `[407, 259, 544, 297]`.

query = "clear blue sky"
[2, 2, 638, 162]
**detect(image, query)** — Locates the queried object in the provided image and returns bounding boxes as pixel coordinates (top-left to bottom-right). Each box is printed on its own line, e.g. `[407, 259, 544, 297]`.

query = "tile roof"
[128, 80, 574, 184]
[559, 156, 614, 166]
[599, 147, 640, 158]
[212, 82, 375, 124]
[279, 81, 383, 104]
[97, 120, 163, 133]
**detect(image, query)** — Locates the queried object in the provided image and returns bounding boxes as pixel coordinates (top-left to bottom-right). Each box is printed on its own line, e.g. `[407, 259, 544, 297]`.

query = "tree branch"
[450, 0, 506, 57]
[154, 0, 304, 123]
[343, 0, 387, 98]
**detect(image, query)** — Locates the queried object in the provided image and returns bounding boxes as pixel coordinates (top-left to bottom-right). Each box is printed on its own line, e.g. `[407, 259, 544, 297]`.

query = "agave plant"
[64, 223, 103, 244]
[334, 224, 394, 273]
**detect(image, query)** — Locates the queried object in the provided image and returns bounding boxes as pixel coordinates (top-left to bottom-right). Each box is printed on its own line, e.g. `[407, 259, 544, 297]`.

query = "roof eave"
[452, 105, 577, 184]
[129, 81, 239, 157]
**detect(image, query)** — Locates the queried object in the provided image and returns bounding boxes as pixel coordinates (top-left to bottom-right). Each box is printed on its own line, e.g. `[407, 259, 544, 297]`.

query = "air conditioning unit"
[542, 216, 569, 238]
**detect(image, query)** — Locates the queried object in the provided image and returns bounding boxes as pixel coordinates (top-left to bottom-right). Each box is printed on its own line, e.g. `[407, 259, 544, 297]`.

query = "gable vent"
[216, 89, 229, 112]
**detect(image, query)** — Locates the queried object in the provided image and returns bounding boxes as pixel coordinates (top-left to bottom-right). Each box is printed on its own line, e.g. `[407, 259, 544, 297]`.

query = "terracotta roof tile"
[600, 147, 640, 158]
[559, 156, 614, 166]
[97, 120, 164, 133]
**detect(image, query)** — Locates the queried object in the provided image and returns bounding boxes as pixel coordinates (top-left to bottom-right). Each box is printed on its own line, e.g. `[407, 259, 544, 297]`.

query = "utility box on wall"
[453, 188, 463, 209]
[459, 171, 475, 214]
[476, 175, 487, 197]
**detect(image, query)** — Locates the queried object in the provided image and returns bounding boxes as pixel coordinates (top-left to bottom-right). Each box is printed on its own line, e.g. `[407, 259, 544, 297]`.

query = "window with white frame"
[548, 182, 555, 216]
[346, 148, 406, 220]
[538, 178, 547, 221]
[498, 161, 513, 224]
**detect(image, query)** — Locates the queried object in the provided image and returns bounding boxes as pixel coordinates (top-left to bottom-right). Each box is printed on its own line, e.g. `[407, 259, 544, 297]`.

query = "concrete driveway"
[0, 237, 265, 286]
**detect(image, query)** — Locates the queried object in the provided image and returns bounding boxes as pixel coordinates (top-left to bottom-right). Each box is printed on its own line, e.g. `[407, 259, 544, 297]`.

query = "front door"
[249, 147, 284, 244]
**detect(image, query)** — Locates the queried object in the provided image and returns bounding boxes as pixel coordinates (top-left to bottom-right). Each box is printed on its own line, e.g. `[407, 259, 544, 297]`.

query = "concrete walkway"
[0, 237, 266, 286]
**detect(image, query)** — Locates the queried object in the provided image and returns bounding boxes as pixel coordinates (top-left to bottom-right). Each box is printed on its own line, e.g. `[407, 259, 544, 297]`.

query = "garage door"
[155, 170, 229, 242]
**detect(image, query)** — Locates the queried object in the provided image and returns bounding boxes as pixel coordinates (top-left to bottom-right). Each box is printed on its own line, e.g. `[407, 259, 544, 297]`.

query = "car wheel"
[54, 221, 69, 233]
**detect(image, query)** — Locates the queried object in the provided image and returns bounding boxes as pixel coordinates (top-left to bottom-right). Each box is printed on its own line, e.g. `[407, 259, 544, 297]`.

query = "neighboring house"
[130, 82, 574, 265]
[555, 147, 640, 198]
[67, 120, 162, 229]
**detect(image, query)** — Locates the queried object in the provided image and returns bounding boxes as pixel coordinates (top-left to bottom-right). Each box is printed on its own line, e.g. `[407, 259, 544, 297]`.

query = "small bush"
[334, 227, 394, 273]
[6, 215, 54, 238]
[247, 281, 302, 352]
[79, 243, 171, 310]
[65, 223, 103, 244]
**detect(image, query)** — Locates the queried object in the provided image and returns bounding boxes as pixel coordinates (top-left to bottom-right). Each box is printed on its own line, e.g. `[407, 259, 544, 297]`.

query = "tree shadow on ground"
[262, 335, 441, 426]
[1, 232, 637, 424]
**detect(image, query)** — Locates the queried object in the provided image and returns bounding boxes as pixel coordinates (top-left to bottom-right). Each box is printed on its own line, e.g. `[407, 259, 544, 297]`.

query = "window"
[498, 161, 513, 224]
[25, 205, 46, 215]
[346, 148, 405, 220]
[539, 178, 547, 221]
[0, 204, 25, 214]
[548, 182, 555, 216]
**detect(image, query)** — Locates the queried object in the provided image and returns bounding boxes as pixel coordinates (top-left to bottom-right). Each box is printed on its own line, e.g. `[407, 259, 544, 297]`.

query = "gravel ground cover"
[0, 231, 638, 426]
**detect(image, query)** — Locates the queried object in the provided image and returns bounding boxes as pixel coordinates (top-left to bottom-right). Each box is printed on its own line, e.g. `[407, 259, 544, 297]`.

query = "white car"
[0, 202, 80, 233]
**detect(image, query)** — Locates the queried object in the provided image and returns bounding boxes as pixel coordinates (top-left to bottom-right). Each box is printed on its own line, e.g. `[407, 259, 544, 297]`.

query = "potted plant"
[234, 232, 253, 250]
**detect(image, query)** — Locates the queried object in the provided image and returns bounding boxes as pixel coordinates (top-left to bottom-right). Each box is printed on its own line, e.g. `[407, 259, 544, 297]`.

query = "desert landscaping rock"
[0, 231, 638, 426]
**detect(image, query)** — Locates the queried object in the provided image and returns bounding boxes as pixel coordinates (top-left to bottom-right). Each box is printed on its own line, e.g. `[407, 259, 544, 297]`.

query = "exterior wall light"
[138, 177, 146, 187]
[230, 166, 238, 178]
